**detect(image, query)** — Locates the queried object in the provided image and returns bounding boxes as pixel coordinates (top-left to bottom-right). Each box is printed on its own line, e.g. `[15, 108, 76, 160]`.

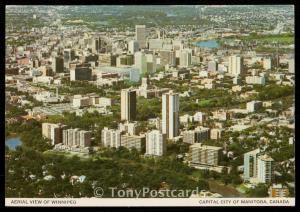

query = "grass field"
[242, 33, 294, 45]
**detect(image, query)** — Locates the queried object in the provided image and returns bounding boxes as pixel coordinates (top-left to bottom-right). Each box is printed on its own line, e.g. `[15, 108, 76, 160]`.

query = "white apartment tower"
[228, 55, 244, 76]
[135, 25, 146, 49]
[162, 91, 179, 139]
[146, 130, 166, 156]
[101, 127, 121, 148]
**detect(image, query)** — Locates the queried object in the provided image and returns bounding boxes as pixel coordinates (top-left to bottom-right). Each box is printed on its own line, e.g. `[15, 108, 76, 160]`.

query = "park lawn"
[199, 99, 211, 107]
[236, 184, 251, 194]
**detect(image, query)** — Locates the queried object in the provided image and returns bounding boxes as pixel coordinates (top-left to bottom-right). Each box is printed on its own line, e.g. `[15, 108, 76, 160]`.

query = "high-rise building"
[208, 60, 218, 72]
[189, 143, 223, 166]
[63, 49, 75, 68]
[134, 51, 148, 75]
[162, 91, 179, 139]
[182, 126, 210, 144]
[159, 50, 176, 67]
[243, 149, 274, 184]
[99, 53, 117, 66]
[257, 154, 274, 183]
[135, 25, 146, 49]
[179, 49, 192, 67]
[244, 148, 261, 181]
[121, 89, 137, 122]
[228, 55, 244, 76]
[128, 40, 139, 54]
[121, 134, 145, 152]
[146, 53, 156, 75]
[70, 67, 92, 81]
[52, 56, 64, 73]
[145, 130, 166, 156]
[116, 54, 134, 67]
[62, 128, 91, 147]
[91, 37, 103, 53]
[101, 127, 121, 148]
[42, 123, 67, 145]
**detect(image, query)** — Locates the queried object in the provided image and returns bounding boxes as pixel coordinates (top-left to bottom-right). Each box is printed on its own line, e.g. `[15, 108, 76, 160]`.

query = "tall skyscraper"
[145, 130, 166, 156]
[228, 55, 244, 76]
[128, 40, 139, 54]
[63, 49, 75, 68]
[52, 56, 64, 73]
[179, 49, 192, 67]
[135, 25, 146, 49]
[162, 91, 179, 139]
[134, 51, 147, 75]
[121, 89, 137, 121]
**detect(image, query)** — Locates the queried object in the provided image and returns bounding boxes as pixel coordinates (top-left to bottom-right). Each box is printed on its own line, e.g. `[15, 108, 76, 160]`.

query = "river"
[194, 40, 219, 49]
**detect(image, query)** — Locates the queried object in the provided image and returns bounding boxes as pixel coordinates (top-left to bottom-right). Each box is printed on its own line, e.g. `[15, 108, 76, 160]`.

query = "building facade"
[162, 91, 179, 139]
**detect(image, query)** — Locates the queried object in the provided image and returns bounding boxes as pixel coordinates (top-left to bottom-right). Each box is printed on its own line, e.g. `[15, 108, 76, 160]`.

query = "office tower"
[257, 154, 274, 183]
[63, 49, 75, 67]
[101, 127, 121, 148]
[121, 89, 137, 121]
[288, 58, 294, 73]
[208, 60, 218, 72]
[70, 67, 92, 81]
[92, 37, 102, 53]
[189, 143, 222, 166]
[146, 53, 156, 75]
[145, 130, 166, 156]
[52, 56, 64, 73]
[42, 123, 67, 145]
[228, 55, 244, 76]
[134, 51, 147, 75]
[179, 49, 192, 67]
[162, 91, 179, 139]
[135, 25, 146, 49]
[159, 50, 176, 67]
[128, 40, 139, 54]
[183, 126, 210, 144]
